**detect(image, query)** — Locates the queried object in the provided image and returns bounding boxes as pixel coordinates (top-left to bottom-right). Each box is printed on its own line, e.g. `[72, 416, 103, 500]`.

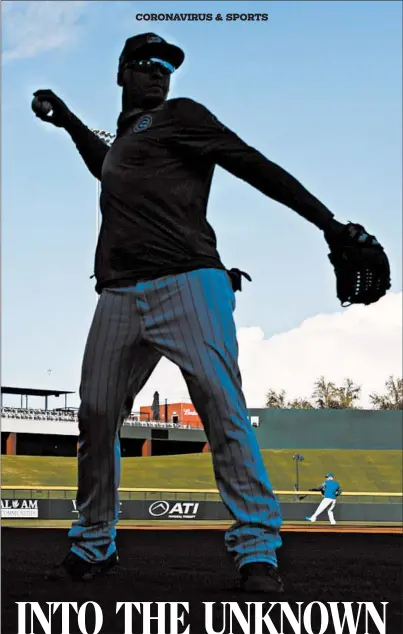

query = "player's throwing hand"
[32, 89, 72, 128]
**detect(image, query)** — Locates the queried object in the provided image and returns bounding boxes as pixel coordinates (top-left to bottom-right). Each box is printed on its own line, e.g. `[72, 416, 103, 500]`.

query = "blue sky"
[2, 1, 402, 408]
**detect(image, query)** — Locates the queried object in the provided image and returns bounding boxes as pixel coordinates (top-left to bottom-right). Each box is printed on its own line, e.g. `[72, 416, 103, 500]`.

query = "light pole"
[91, 129, 116, 242]
[292, 453, 305, 494]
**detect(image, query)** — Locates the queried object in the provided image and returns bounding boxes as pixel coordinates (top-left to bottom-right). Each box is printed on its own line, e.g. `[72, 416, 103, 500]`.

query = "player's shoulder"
[166, 97, 213, 122]
[167, 97, 209, 111]
[165, 97, 231, 135]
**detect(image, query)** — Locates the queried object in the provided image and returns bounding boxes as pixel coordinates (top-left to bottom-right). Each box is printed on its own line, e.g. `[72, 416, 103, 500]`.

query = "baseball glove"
[313, 486, 325, 496]
[299, 486, 324, 500]
[325, 222, 391, 307]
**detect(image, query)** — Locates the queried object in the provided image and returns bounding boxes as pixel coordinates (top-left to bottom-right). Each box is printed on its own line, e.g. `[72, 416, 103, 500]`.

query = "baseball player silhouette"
[33, 33, 347, 592]
[306, 473, 342, 524]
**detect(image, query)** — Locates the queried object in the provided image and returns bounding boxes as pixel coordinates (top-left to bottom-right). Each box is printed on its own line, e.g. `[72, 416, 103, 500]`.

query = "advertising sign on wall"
[1, 498, 401, 523]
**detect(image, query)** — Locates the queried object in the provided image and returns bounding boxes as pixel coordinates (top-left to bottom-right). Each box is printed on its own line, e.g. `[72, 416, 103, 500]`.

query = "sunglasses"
[124, 58, 175, 76]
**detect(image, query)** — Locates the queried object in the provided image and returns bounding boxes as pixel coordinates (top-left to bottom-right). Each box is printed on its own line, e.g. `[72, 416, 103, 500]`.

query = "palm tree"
[265, 389, 287, 408]
[370, 376, 403, 410]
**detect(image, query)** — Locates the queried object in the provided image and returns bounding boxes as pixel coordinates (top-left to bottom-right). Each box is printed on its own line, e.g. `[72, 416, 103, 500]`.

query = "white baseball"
[33, 98, 53, 114]
[41, 100, 53, 113]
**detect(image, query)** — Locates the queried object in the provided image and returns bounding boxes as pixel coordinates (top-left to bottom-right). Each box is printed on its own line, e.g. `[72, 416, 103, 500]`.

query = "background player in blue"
[306, 473, 342, 525]
[32, 33, 349, 592]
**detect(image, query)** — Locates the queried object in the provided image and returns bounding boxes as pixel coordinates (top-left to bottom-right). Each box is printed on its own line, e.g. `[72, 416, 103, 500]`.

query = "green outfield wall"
[120, 410, 403, 450]
[249, 409, 403, 450]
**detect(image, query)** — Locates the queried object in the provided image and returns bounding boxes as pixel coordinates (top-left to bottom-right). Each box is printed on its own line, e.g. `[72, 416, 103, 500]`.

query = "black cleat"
[240, 562, 284, 593]
[46, 550, 119, 582]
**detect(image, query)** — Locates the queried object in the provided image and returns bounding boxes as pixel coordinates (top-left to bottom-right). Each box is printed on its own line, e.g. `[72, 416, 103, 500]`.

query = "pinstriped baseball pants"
[68, 268, 282, 568]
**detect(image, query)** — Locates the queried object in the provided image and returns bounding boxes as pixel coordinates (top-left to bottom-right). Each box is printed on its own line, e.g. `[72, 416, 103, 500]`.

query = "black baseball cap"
[117, 33, 185, 85]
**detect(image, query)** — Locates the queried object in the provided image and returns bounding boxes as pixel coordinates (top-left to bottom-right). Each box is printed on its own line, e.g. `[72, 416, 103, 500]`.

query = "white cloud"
[133, 291, 402, 410]
[2, 0, 89, 62]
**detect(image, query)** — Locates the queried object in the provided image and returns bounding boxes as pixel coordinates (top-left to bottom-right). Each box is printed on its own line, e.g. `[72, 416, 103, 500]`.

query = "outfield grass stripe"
[2, 451, 402, 492]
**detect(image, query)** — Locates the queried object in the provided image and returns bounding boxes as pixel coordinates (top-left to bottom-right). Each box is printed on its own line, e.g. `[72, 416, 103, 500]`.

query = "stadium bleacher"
[0, 407, 196, 429]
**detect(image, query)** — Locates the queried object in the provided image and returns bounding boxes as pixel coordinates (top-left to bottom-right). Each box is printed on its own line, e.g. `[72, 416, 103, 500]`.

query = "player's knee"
[78, 399, 108, 428]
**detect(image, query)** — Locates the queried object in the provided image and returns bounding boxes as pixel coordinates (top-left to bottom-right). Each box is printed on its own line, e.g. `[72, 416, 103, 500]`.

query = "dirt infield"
[2, 528, 402, 634]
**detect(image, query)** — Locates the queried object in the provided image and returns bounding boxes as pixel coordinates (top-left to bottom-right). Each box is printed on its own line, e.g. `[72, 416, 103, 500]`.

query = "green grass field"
[2, 449, 402, 492]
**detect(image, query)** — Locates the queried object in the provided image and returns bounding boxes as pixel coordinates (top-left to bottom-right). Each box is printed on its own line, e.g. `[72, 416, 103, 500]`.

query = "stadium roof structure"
[1, 387, 74, 397]
[1, 387, 75, 410]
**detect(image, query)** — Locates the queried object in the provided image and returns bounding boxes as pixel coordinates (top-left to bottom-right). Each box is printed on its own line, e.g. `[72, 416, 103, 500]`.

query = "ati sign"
[148, 501, 199, 519]
[1, 499, 39, 518]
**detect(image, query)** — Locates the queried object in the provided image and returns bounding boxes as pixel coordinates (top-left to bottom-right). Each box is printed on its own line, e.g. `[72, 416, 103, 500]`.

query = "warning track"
[120, 523, 402, 534]
[3, 520, 401, 534]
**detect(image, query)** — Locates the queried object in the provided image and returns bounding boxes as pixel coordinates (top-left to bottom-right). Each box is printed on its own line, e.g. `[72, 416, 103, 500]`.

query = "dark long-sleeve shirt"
[67, 98, 335, 293]
[65, 113, 109, 180]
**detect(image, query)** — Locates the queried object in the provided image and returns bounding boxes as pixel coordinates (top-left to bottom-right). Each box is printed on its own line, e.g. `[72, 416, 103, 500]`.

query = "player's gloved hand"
[322, 218, 391, 307]
[31, 89, 72, 128]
